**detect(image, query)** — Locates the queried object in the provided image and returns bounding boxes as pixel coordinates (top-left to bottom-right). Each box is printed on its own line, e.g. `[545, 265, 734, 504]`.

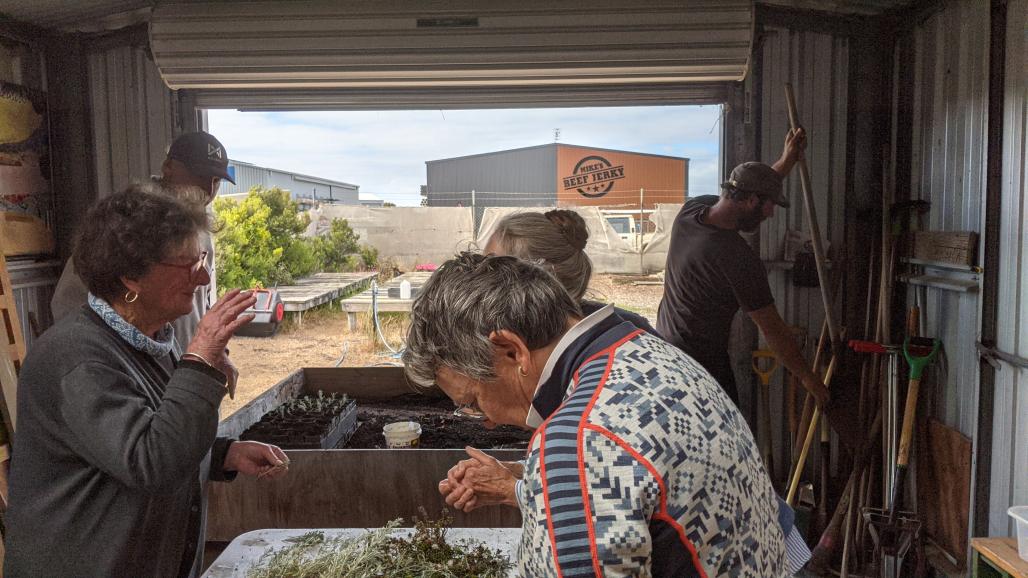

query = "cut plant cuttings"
[246, 516, 510, 578]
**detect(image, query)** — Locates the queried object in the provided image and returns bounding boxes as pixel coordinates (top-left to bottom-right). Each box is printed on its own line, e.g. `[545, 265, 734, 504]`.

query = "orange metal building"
[555, 144, 688, 209]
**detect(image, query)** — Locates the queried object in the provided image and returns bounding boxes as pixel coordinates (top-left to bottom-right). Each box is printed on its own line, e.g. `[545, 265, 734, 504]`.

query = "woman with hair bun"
[483, 209, 657, 333]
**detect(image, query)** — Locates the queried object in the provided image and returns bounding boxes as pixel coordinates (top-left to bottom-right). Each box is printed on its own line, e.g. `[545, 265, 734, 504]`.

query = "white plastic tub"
[1009, 505, 1028, 561]
[383, 421, 422, 448]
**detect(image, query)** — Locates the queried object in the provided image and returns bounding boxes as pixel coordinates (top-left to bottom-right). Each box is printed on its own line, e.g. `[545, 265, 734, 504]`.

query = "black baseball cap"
[721, 162, 788, 208]
[166, 131, 236, 184]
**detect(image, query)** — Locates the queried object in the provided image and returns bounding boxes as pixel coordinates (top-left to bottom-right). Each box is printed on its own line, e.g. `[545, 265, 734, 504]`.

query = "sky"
[208, 105, 722, 207]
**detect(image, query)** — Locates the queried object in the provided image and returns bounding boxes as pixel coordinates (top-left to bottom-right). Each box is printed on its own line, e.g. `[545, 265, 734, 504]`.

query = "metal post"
[638, 188, 645, 273]
[471, 189, 476, 236]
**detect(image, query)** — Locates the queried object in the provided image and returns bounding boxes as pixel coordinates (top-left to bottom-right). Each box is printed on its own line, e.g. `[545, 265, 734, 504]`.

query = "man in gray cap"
[656, 128, 830, 409]
[51, 131, 240, 389]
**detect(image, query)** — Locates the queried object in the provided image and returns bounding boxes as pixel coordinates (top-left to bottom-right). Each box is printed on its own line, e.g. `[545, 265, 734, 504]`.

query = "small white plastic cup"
[383, 421, 422, 448]
[1009, 505, 1028, 561]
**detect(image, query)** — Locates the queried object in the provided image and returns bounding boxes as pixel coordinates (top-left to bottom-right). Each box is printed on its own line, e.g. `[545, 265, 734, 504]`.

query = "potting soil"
[344, 394, 532, 450]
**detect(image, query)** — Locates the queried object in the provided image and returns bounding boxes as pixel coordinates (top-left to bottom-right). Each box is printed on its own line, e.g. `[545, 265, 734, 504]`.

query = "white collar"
[525, 304, 615, 428]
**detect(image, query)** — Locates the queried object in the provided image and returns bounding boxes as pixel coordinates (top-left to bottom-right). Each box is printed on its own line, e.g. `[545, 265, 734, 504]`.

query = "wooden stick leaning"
[813, 155, 895, 571]
[783, 82, 841, 505]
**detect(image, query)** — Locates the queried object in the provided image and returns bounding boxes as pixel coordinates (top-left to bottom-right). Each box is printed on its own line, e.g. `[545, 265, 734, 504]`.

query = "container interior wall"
[0, 36, 45, 91]
[87, 41, 179, 198]
[989, 0, 1028, 537]
[905, 0, 989, 441]
[751, 24, 850, 481]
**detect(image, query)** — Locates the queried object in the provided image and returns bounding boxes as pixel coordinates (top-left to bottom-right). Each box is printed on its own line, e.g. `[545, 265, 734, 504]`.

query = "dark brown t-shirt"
[656, 196, 774, 399]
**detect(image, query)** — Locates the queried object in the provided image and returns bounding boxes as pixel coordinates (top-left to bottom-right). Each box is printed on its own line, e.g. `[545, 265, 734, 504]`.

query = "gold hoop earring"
[518, 366, 528, 377]
[124, 290, 139, 304]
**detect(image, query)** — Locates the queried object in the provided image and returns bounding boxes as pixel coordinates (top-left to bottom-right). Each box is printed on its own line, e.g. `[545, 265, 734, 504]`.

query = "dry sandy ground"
[224, 274, 664, 419]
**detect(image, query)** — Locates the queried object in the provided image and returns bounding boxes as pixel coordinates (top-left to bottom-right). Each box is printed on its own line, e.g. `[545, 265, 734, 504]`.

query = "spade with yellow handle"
[752, 350, 779, 480]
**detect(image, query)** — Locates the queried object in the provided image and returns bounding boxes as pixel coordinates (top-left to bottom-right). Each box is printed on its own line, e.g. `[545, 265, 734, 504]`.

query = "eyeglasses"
[453, 402, 487, 421]
[159, 250, 209, 281]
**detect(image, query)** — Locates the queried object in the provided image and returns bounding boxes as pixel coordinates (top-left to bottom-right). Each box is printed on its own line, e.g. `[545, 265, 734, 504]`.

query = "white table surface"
[202, 527, 521, 577]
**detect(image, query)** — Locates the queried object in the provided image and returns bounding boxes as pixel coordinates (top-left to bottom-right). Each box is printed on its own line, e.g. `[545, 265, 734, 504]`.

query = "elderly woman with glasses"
[4, 188, 288, 578]
[403, 252, 788, 577]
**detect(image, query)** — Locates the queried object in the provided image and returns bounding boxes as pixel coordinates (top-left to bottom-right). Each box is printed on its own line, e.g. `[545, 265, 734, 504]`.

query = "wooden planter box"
[208, 367, 524, 543]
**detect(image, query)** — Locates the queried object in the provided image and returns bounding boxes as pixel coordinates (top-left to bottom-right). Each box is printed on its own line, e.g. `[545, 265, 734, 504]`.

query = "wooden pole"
[784, 83, 839, 345]
[783, 83, 843, 505]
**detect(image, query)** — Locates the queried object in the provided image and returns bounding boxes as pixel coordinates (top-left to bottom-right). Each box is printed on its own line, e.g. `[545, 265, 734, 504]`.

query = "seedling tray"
[240, 397, 358, 450]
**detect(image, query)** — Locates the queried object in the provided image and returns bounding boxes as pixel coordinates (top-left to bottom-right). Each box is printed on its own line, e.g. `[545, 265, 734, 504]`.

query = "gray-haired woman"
[5, 189, 287, 577]
[403, 252, 788, 577]
[484, 209, 657, 333]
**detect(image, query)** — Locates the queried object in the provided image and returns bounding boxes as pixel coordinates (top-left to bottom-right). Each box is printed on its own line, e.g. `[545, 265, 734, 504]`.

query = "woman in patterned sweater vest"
[403, 252, 789, 577]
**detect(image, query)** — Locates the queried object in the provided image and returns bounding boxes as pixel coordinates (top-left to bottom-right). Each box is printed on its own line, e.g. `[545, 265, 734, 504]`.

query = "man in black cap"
[51, 131, 240, 388]
[656, 128, 830, 409]
[161, 130, 236, 205]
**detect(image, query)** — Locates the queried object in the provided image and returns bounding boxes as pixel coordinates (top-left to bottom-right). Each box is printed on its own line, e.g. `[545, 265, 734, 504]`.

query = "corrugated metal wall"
[150, 0, 753, 90]
[87, 43, 179, 197]
[906, 0, 989, 439]
[754, 26, 850, 476]
[760, 26, 849, 341]
[7, 260, 61, 351]
[990, 0, 1028, 537]
[220, 161, 361, 204]
[426, 145, 558, 200]
[223, 161, 269, 194]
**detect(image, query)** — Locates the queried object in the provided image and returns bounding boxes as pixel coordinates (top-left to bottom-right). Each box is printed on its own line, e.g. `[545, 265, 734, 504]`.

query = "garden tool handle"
[751, 350, 779, 385]
[903, 337, 940, 380]
[888, 374, 923, 521]
[896, 376, 921, 468]
[848, 339, 887, 354]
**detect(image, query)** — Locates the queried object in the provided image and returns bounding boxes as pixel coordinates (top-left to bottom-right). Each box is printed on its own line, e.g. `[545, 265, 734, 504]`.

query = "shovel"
[752, 350, 779, 480]
[866, 336, 939, 577]
[887, 336, 940, 520]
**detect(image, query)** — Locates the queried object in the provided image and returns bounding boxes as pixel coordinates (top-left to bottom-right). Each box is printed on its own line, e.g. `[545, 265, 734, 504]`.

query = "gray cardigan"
[4, 308, 233, 577]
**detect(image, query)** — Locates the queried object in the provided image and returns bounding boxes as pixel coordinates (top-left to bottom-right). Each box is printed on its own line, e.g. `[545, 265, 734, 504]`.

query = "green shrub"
[214, 187, 377, 294]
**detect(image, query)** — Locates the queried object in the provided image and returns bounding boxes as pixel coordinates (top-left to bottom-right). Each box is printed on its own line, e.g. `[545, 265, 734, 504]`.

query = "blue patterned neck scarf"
[87, 293, 176, 358]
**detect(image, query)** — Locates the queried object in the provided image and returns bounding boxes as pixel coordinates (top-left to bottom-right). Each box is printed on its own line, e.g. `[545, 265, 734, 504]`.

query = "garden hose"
[371, 280, 404, 355]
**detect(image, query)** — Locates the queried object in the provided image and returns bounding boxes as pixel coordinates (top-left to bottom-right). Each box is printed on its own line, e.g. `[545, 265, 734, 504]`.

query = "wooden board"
[918, 418, 972, 568]
[0, 251, 21, 430]
[206, 449, 524, 542]
[340, 272, 432, 314]
[274, 272, 376, 312]
[0, 253, 25, 370]
[904, 231, 978, 266]
[0, 212, 53, 257]
[971, 538, 1028, 577]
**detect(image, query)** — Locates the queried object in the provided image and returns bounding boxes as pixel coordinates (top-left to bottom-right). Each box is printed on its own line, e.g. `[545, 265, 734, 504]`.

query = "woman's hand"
[223, 441, 289, 480]
[438, 446, 519, 512]
[186, 289, 256, 367]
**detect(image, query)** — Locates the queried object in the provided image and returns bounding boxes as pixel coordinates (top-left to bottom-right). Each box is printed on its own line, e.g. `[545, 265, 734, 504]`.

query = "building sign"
[562, 155, 625, 198]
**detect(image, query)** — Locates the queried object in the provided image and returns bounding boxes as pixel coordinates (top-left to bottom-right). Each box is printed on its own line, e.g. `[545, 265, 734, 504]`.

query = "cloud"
[208, 106, 722, 205]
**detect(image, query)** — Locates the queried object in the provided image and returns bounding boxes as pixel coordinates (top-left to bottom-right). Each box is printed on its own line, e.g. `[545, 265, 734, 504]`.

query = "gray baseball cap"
[722, 162, 788, 208]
